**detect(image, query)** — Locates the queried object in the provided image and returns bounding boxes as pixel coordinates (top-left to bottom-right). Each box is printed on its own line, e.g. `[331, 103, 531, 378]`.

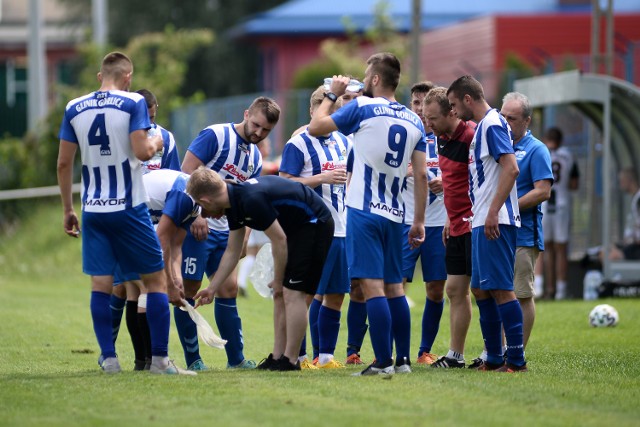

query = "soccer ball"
[588, 304, 619, 327]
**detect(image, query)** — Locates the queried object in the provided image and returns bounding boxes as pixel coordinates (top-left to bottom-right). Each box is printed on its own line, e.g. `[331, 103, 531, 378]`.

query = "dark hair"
[248, 96, 281, 124]
[447, 75, 484, 102]
[410, 81, 435, 96]
[544, 127, 563, 144]
[366, 52, 401, 91]
[136, 89, 157, 109]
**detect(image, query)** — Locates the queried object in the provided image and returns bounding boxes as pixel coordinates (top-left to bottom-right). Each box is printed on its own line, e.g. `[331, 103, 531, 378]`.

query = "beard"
[362, 82, 374, 98]
[243, 122, 262, 144]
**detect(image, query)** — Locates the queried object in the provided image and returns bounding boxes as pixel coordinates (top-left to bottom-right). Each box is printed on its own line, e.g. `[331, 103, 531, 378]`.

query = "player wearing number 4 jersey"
[57, 51, 193, 375]
[309, 52, 427, 376]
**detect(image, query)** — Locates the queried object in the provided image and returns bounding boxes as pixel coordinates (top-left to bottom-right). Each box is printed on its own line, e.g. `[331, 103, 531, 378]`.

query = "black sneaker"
[467, 357, 485, 369]
[432, 356, 465, 368]
[257, 353, 277, 370]
[134, 359, 147, 371]
[274, 355, 301, 371]
[352, 359, 394, 376]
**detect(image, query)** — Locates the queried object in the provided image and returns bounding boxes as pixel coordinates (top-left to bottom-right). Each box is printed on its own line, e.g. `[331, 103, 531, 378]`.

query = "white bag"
[179, 299, 227, 349]
[248, 243, 274, 298]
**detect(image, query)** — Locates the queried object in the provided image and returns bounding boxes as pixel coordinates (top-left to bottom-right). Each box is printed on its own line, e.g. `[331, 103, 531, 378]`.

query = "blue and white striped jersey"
[280, 128, 352, 236]
[404, 132, 446, 226]
[468, 108, 520, 228]
[186, 123, 262, 231]
[141, 123, 181, 174]
[59, 90, 151, 213]
[143, 169, 200, 229]
[331, 97, 427, 223]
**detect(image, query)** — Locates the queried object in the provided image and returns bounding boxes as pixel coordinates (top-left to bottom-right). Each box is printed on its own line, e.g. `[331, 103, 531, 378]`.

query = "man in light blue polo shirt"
[500, 92, 553, 349]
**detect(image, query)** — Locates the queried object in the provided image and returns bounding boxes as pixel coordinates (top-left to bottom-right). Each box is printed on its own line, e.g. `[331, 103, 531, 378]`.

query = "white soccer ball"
[588, 304, 619, 327]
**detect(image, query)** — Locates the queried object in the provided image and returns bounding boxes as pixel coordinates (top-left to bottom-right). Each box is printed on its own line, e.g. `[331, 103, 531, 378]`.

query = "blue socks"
[215, 297, 245, 366]
[346, 300, 368, 356]
[109, 294, 126, 345]
[309, 298, 322, 359]
[499, 299, 526, 366]
[388, 296, 411, 361]
[318, 306, 341, 355]
[476, 298, 503, 365]
[146, 292, 170, 358]
[419, 298, 444, 356]
[91, 291, 116, 358]
[366, 296, 392, 365]
[174, 298, 201, 367]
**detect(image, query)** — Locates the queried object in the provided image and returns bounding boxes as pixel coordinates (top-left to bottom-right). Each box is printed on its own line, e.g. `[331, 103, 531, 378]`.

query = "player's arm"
[279, 171, 346, 189]
[519, 179, 552, 211]
[181, 150, 205, 174]
[308, 76, 349, 136]
[486, 153, 519, 239]
[57, 139, 80, 237]
[156, 215, 187, 305]
[409, 149, 427, 249]
[131, 129, 162, 162]
[195, 227, 245, 306]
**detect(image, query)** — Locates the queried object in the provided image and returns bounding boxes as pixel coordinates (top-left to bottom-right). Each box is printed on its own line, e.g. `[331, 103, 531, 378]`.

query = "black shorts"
[445, 232, 472, 276]
[283, 219, 335, 295]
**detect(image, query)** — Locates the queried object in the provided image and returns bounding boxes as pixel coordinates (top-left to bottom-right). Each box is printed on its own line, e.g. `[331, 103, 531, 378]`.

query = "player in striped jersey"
[309, 52, 428, 376]
[423, 87, 475, 368]
[178, 97, 280, 370]
[447, 75, 527, 372]
[110, 88, 182, 370]
[57, 52, 191, 375]
[280, 85, 352, 369]
[401, 81, 448, 366]
[136, 89, 181, 174]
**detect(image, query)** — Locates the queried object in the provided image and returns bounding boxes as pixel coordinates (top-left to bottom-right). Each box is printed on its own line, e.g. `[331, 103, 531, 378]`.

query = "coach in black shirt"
[188, 167, 334, 371]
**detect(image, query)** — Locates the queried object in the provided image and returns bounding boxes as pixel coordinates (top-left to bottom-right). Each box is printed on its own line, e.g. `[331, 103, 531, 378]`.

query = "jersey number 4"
[384, 125, 407, 168]
[88, 114, 111, 156]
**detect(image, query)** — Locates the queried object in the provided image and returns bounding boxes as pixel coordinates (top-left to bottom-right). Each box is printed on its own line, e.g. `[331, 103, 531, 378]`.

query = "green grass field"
[1, 201, 639, 427]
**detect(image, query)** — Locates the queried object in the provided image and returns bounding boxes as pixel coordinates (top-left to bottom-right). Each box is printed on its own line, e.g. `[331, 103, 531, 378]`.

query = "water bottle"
[324, 78, 364, 93]
[249, 243, 274, 298]
[583, 270, 602, 300]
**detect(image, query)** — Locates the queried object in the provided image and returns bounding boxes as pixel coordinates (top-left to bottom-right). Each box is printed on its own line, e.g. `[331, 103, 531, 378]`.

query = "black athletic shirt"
[225, 175, 332, 234]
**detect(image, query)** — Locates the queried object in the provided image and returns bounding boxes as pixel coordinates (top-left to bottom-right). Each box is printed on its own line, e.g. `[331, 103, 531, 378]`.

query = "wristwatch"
[324, 92, 338, 103]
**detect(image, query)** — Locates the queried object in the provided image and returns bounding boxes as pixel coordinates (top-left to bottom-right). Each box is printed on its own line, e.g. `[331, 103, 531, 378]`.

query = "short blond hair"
[310, 85, 326, 113]
[423, 86, 451, 115]
[186, 166, 225, 201]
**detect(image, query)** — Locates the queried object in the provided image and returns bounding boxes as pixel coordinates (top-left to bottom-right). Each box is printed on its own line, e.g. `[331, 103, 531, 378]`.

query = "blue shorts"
[346, 208, 403, 284]
[181, 228, 229, 281]
[470, 225, 517, 291]
[316, 237, 350, 295]
[113, 264, 140, 285]
[402, 224, 447, 282]
[82, 204, 164, 277]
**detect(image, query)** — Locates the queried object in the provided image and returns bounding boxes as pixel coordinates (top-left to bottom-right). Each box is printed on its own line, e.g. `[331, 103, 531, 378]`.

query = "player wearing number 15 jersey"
[57, 52, 193, 375]
[309, 52, 428, 376]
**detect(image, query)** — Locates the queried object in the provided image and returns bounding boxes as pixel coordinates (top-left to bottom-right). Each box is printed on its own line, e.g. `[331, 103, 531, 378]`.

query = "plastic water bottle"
[324, 78, 364, 93]
[427, 170, 444, 200]
[249, 243, 274, 298]
[583, 270, 602, 300]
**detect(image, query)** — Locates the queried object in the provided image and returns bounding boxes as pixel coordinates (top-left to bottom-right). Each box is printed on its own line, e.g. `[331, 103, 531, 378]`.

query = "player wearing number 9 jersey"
[57, 52, 194, 375]
[309, 52, 428, 376]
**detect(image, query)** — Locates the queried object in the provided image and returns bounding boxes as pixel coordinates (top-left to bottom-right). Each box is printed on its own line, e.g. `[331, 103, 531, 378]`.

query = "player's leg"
[122, 279, 148, 370]
[417, 226, 447, 365]
[554, 207, 571, 300]
[81, 211, 120, 373]
[110, 283, 126, 346]
[345, 279, 367, 364]
[316, 237, 348, 368]
[488, 226, 526, 371]
[514, 247, 538, 349]
[177, 230, 209, 370]
[308, 294, 322, 363]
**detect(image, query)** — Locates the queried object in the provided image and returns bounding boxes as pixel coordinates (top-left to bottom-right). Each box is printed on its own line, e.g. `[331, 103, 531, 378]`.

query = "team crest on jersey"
[248, 164, 255, 175]
[515, 150, 527, 161]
